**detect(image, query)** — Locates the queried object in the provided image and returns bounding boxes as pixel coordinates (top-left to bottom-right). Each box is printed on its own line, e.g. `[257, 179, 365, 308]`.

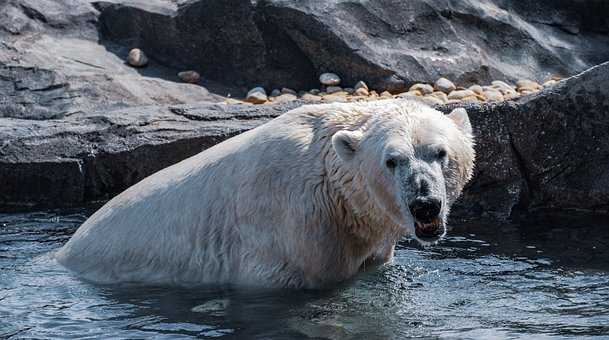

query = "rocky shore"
[1, 0, 608, 220]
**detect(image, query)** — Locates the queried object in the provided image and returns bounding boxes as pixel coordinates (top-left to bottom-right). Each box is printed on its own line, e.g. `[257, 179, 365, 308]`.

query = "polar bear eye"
[385, 158, 397, 169]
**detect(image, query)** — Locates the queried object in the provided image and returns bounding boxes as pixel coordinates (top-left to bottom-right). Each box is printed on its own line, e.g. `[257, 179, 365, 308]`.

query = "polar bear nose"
[409, 197, 442, 223]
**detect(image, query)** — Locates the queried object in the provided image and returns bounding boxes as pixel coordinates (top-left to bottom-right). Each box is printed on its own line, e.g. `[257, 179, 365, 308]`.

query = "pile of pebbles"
[243, 73, 560, 106]
[125, 48, 560, 106]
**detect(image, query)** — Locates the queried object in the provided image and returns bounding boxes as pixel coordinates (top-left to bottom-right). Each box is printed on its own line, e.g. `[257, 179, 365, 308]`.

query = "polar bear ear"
[447, 108, 473, 136]
[332, 130, 363, 162]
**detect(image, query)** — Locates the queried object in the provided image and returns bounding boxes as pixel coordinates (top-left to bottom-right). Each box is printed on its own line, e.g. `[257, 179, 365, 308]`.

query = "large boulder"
[440, 61, 609, 220]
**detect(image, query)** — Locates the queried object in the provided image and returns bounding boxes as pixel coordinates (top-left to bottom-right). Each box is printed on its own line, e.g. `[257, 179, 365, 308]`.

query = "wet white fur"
[55, 99, 474, 288]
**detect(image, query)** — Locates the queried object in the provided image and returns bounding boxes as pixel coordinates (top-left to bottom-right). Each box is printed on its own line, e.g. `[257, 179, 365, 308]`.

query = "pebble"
[309, 89, 321, 95]
[178, 70, 200, 84]
[503, 91, 520, 100]
[270, 89, 281, 97]
[468, 84, 484, 96]
[354, 87, 369, 96]
[281, 87, 297, 95]
[516, 79, 542, 92]
[543, 79, 558, 87]
[421, 96, 444, 106]
[461, 96, 480, 102]
[301, 93, 322, 101]
[484, 90, 504, 102]
[434, 77, 456, 94]
[319, 73, 341, 86]
[354, 81, 368, 91]
[369, 90, 379, 98]
[491, 80, 515, 92]
[447, 89, 476, 100]
[245, 87, 268, 104]
[127, 48, 148, 67]
[405, 89, 422, 97]
[326, 86, 343, 94]
[409, 83, 434, 95]
[272, 93, 297, 103]
[380, 91, 392, 98]
[430, 91, 448, 102]
[344, 87, 355, 94]
[323, 95, 348, 103]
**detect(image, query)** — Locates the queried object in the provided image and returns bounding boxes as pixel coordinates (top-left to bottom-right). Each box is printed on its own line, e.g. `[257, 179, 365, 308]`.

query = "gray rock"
[127, 48, 148, 67]
[281, 87, 297, 95]
[245, 87, 268, 104]
[409, 83, 434, 95]
[319, 73, 341, 86]
[354, 81, 368, 91]
[326, 86, 342, 94]
[270, 89, 281, 97]
[434, 77, 456, 94]
[178, 70, 201, 83]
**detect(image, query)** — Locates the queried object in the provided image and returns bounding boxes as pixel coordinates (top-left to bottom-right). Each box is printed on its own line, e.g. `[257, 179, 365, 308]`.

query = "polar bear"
[55, 99, 475, 288]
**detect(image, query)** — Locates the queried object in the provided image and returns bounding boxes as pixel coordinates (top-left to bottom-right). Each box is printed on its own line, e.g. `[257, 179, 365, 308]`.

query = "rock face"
[94, 0, 609, 91]
[0, 101, 303, 211]
[2, 63, 609, 218]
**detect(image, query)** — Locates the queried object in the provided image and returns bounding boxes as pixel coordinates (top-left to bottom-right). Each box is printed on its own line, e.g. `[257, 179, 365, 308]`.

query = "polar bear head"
[331, 100, 475, 245]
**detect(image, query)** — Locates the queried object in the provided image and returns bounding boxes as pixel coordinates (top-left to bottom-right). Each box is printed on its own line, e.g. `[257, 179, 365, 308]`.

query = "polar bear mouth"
[414, 217, 445, 242]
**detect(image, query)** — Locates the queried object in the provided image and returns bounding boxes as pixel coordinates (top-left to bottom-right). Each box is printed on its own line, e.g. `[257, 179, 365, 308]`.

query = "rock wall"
[96, 0, 609, 91]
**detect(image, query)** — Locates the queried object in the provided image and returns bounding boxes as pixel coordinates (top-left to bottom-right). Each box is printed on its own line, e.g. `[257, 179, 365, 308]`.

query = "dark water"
[1, 211, 609, 339]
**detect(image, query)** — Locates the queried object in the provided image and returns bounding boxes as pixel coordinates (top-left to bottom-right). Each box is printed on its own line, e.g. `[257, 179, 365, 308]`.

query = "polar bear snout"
[409, 197, 442, 223]
[409, 197, 446, 242]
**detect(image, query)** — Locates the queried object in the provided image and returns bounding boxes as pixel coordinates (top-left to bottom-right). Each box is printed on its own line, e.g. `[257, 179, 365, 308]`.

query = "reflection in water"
[1, 211, 608, 339]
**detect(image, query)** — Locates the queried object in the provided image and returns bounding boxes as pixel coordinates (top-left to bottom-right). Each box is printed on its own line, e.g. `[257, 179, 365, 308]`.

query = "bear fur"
[55, 99, 475, 288]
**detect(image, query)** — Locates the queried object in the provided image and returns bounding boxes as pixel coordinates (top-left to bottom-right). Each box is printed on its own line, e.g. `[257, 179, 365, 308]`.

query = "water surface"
[1, 211, 608, 339]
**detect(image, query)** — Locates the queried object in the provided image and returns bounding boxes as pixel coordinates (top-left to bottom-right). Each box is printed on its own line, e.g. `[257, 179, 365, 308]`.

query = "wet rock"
[246, 87, 268, 104]
[270, 89, 281, 97]
[319, 73, 341, 86]
[178, 70, 201, 84]
[309, 89, 320, 95]
[343, 87, 354, 94]
[434, 77, 456, 94]
[127, 48, 148, 67]
[409, 83, 433, 95]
